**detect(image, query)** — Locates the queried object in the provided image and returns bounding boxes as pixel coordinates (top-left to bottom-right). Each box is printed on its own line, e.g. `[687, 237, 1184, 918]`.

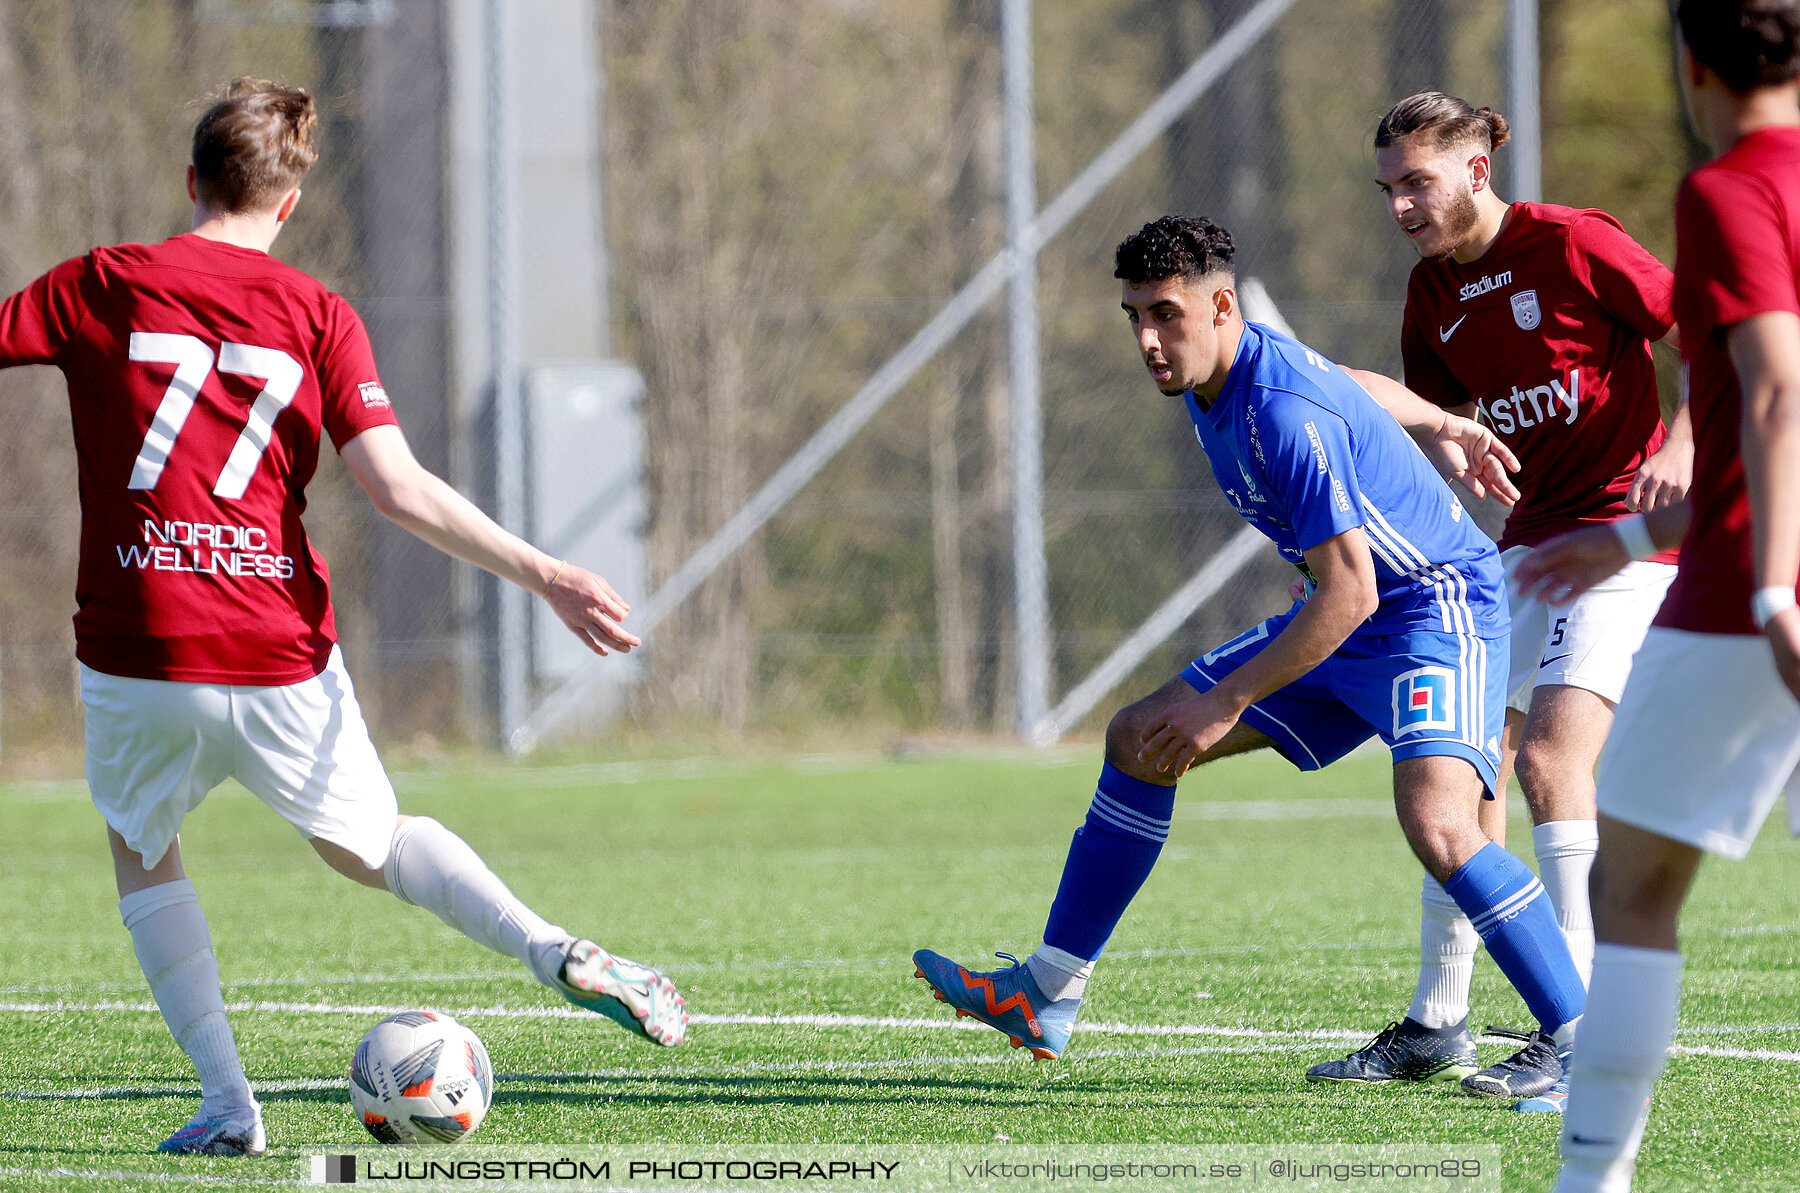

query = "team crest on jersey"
[1510, 290, 1542, 331]
[1393, 666, 1457, 736]
[358, 381, 392, 410]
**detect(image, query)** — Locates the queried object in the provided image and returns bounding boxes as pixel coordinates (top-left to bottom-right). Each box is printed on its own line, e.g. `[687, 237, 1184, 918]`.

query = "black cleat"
[1460, 1025, 1564, 1099]
[1306, 1017, 1479, 1084]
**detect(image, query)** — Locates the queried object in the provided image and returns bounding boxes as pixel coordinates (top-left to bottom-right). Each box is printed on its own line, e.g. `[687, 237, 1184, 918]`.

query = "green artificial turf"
[2, 747, 1796, 1191]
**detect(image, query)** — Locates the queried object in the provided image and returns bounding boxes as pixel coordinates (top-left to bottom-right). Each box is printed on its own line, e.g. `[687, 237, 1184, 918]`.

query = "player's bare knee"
[1102, 704, 1159, 778]
[1589, 854, 1684, 929]
[1513, 738, 1592, 819]
[110, 831, 186, 897]
[1512, 738, 1553, 795]
[1400, 817, 1475, 884]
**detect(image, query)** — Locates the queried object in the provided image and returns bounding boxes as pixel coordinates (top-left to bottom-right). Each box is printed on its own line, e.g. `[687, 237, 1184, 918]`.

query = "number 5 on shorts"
[127, 332, 303, 499]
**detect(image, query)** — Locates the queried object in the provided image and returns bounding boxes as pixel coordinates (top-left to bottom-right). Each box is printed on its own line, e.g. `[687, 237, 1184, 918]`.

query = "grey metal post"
[1003, 0, 1049, 738]
[1509, 0, 1542, 202]
[487, 0, 528, 741]
[592, 4, 612, 359]
[510, 0, 1301, 753]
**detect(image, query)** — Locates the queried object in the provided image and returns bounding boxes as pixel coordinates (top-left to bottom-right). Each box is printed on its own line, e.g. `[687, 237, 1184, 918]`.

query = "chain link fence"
[0, 0, 1684, 768]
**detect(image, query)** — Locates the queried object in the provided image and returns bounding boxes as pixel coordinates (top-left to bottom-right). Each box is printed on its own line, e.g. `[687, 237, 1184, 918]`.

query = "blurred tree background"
[0, 0, 1695, 768]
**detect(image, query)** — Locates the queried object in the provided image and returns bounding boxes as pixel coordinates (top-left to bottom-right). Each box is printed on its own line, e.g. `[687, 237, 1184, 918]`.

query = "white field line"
[1676, 1043, 1800, 1062]
[3, 1000, 1799, 1067]
[0, 999, 1366, 1041]
[0, 938, 1418, 996]
[6, 1032, 1797, 1106]
[1181, 799, 1394, 821]
[2, 1042, 1329, 1102]
[0, 748, 1098, 805]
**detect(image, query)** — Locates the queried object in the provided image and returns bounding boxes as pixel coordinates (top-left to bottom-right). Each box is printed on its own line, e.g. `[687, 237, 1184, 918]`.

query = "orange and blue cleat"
[912, 949, 1079, 1059]
[1513, 1077, 1568, 1113]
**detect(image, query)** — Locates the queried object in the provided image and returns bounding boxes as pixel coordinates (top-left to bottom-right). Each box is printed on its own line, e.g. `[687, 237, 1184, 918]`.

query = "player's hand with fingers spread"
[1512, 525, 1629, 606]
[1627, 437, 1693, 511]
[1428, 411, 1521, 507]
[1137, 690, 1243, 779]
[542, 561, 643, 656]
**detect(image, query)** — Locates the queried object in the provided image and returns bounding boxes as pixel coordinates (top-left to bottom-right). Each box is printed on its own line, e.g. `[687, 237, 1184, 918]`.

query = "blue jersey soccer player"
[912, 216, 1585, 1083]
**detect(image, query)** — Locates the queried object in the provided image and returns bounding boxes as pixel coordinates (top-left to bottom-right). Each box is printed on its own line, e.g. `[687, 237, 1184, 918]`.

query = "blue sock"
[1041, 763, 1176, 963]
[1441, 842, 1585, 1035]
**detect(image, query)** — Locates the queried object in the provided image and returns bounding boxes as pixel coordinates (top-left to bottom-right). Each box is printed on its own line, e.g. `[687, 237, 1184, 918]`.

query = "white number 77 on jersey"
[127, 331, 303, 500]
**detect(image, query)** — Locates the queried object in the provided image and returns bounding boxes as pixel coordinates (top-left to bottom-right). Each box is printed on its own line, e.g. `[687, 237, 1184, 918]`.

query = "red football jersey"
[1401, 202, 1676, 557]
[1658, 127, 1800, 636]
[0, 233, 400, 683]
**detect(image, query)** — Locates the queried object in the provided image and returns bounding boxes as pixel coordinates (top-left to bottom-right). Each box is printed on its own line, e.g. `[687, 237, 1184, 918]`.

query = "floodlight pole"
[1003, 0, 1050, 738]
[1509, 0, 1542, 202]
[487, 0, 528, 743]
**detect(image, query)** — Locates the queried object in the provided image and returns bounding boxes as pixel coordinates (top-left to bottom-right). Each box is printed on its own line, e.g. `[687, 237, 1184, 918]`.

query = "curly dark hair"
[1679, 0, 1800, 93]
[1113, 215, 1235, 284]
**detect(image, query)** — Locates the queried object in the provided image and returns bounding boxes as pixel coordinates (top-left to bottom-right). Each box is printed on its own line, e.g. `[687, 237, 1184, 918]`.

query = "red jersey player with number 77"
[0, 79, 687, 1156]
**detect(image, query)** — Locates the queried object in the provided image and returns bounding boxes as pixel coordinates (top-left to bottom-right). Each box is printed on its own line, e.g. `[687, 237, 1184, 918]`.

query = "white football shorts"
[81, 646, 398, 871]
[1502, 544, 1677, 713]
[1596, 627, 1800, 859]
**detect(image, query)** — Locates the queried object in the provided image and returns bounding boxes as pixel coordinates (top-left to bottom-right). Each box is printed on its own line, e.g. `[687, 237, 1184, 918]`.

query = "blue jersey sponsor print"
[1184, 321, 1507, 640]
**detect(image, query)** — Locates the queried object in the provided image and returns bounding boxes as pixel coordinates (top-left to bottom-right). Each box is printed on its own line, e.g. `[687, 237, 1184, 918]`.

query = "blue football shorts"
[1181, 606, 1508, 798]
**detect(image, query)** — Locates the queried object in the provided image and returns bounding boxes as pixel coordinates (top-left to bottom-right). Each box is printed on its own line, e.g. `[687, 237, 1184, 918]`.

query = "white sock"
[1554, 943, 1683, 1193]
[1406, 876, 1477, 1029]
[383, 817, 575, 987]
[119, 880, 255, 1117]
[1534, 819, 1599, 987]
[1026, 945, 1093, 1001]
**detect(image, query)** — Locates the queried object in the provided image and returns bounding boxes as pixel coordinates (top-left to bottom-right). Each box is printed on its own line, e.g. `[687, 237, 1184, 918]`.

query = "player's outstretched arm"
[341, 425, 642, 656]
[1342, 366, 1520, 506]
[1138, 527, 1378, 778]
[1731, 310, 1800, 698]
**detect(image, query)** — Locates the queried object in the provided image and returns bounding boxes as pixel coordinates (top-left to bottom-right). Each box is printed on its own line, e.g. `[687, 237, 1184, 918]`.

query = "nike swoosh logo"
[1540, 653, 1573, 669]
[1568, 1134, 1617, 1147]
[1439, 316, 1468, 342]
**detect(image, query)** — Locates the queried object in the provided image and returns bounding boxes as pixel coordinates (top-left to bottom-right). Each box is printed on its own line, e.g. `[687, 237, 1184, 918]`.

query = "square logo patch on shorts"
[1393, 666, 1456, 736]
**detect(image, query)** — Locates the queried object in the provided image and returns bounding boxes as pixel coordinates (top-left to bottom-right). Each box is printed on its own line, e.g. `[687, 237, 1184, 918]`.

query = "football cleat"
[912, 949, 1079, 1060]
[156, 1103, 266, 1155]
[552, 939, 688, 1046]
[1460, 1026, 1564, 1100]
[1305, 1018, 1479, 1084]
[1513, 1075, 1569, 1113]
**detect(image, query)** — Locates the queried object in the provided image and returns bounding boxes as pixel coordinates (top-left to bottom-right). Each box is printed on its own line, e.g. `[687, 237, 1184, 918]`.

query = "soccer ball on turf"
[349, 1011, 493, 1144]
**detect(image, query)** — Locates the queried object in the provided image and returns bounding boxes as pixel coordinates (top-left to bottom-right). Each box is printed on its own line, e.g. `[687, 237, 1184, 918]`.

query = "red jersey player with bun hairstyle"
[0, 79, 688, 1157]
[1520, 3, 1800, 1187]
[1305, 93, 1691, 1112]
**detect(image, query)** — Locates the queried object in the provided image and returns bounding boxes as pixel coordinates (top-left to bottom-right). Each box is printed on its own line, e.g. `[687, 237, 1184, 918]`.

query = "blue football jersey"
[1185, 321, 1507, 639]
